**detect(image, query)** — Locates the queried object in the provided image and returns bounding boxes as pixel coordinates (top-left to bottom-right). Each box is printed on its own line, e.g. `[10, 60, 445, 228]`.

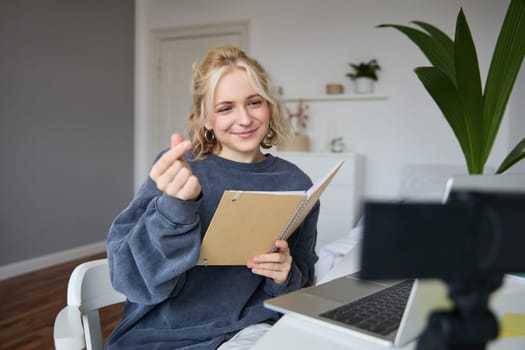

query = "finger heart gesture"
[149, 134, 202, 201]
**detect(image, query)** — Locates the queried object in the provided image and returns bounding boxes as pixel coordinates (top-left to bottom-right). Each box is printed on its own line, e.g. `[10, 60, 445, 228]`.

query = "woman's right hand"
[149, 133, 202, 201]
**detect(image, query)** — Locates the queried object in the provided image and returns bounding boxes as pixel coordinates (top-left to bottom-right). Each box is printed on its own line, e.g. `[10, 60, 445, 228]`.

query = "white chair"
[53, 258, 126, 350]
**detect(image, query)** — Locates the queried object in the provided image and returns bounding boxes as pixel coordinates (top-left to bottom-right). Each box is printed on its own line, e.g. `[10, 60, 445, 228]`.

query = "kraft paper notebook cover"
[198, 160, 344, 266]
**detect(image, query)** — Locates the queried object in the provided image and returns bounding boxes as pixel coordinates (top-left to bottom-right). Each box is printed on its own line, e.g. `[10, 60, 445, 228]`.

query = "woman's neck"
[215, 149, 266, 163]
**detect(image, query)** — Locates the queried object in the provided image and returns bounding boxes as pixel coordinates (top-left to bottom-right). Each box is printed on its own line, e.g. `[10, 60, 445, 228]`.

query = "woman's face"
[206, 68, 270, 163]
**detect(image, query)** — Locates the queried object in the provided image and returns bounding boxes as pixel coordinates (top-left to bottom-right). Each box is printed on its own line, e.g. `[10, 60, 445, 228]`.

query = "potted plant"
[346, 59, 381, 94]
[378, 0, 525, 174]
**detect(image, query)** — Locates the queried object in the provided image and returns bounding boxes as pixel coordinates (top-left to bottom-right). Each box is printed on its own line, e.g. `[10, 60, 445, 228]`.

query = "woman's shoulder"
[271, 155, 313, 186]
[271, 155, 302, 171]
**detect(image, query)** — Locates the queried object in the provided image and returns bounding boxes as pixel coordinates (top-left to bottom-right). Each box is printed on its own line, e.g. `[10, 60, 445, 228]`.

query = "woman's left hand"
[247, 240, 292, 284]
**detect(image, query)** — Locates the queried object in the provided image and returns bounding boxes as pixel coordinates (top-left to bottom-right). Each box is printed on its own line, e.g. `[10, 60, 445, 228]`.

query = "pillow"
[315, 218, 363, 283]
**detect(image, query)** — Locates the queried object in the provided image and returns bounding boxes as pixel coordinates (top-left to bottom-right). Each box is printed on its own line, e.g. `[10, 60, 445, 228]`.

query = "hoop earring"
[204, 128, 215, 143]
[261, 126, 275, 148]
[266, 126, 275, 139]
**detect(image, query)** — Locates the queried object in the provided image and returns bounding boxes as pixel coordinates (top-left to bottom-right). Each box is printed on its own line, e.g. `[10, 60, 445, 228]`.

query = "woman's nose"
[237, 107, 252, 125]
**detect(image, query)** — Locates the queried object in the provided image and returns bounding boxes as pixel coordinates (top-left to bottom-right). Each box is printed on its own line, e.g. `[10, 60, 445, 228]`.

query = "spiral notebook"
[197, 160, 344, 266]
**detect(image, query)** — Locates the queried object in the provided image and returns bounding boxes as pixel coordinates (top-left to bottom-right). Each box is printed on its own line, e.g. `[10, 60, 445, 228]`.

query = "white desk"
[251, 311, 525, 350]
[251, 248, 525, 350]
[252, 313, 415, 349]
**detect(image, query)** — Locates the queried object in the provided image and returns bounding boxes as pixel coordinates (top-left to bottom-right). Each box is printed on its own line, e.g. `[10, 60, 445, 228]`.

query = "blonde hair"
[187, 45, 290, 159]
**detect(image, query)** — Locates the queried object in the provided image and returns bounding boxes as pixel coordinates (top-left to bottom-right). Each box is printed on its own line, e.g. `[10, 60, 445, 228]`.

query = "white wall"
[136, 0, 520, 199]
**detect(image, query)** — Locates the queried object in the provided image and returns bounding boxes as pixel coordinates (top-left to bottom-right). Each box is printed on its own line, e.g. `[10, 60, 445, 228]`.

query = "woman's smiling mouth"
[233, 129, 258, 138]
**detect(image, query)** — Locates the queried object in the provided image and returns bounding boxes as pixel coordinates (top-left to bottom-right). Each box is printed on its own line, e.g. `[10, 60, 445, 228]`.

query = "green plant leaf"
[412, 21, 454, 53]
[482, 0, 525, 162]
[496, 137, 525, 174]
[454, 9, 484, 171]
[414, 66, 481, 173]
[411, 21, 455, 78]
[378, 23, 456, 85]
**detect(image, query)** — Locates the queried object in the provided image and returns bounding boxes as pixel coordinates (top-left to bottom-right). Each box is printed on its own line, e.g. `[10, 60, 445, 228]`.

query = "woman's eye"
[248, 99, 263, 107]
[217, 106, 232, 113]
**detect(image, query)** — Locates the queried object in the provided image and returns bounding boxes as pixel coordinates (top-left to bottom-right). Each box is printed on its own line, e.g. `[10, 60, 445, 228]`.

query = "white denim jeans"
[216, 323, 272, 350]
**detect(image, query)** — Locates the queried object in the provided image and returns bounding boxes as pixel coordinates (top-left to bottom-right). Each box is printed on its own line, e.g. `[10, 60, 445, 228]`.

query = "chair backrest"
[67, 258, 126, 350]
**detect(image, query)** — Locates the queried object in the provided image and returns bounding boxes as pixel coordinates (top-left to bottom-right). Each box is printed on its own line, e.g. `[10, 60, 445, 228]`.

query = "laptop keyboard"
[320, 279, 414, 336]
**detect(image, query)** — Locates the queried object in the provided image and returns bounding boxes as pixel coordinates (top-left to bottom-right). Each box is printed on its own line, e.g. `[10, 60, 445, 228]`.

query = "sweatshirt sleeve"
[106, 177, 203, 305]
[264, 201, 320, 296]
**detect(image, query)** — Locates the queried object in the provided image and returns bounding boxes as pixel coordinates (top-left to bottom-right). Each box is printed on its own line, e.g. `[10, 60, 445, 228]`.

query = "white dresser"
[275, 152, 365, 250]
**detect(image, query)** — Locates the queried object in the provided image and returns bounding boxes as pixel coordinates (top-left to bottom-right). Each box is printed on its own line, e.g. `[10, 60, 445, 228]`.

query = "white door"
[151, 23, 249, 155]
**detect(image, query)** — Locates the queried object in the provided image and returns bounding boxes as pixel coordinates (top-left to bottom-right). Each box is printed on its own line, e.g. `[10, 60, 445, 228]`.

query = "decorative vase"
[330, 137, 346, 153]
[278, 133, 310, 152]
[354, 77, 374, 94]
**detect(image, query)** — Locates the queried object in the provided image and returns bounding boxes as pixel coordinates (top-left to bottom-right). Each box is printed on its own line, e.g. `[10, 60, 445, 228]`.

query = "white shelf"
[280, 93, 387, 102]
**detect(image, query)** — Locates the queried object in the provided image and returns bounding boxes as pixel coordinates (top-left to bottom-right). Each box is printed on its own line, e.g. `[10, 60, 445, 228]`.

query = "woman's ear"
[204, 117, 212, 131]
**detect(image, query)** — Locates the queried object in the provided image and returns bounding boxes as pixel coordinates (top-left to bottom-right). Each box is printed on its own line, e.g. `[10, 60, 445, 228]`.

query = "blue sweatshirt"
[105, 153, 319, 350]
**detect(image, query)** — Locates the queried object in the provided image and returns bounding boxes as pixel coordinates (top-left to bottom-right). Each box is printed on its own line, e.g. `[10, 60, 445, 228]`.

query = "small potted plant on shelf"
[346, 59, 381, 94]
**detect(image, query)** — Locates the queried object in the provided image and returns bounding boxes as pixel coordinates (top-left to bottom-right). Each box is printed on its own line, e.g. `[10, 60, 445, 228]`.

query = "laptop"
[264, 172, 525, 347]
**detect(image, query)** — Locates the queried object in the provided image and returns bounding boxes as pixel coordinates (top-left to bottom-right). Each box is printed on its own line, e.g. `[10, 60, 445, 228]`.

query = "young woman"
[105, 46, 319, 350]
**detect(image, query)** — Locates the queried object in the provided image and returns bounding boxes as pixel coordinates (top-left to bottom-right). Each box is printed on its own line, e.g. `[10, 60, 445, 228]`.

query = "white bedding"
[314, 217, 363, 283]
